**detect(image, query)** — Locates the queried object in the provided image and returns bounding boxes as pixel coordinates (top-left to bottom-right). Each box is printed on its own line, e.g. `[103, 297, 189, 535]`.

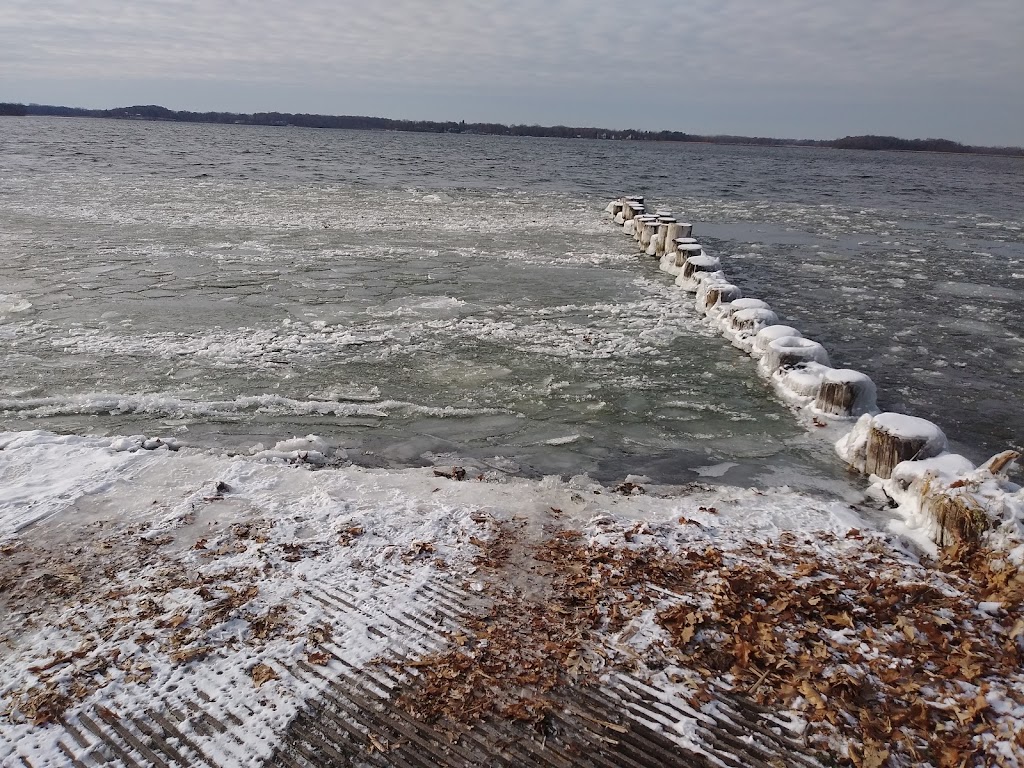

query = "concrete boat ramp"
[15, 566, 822, 768]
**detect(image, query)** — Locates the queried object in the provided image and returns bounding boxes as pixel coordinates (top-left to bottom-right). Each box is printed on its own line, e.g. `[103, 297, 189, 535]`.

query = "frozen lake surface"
[1, 118, 1022, 489]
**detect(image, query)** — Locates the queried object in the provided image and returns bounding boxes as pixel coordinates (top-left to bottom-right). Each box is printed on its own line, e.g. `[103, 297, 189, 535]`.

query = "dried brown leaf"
[251, 663, 278, 687]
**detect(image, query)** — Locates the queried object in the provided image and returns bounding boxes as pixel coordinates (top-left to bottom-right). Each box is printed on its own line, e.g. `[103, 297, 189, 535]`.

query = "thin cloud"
[1, 0, 1021, 142]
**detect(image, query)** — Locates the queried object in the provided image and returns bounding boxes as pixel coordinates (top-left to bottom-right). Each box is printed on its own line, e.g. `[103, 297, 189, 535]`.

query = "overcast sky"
[2, 0, 1022, 145]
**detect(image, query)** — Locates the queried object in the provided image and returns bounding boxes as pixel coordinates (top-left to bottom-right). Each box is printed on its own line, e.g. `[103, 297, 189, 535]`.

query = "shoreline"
[8, 109, 1022, 158]
[1, 429, 1021, 766]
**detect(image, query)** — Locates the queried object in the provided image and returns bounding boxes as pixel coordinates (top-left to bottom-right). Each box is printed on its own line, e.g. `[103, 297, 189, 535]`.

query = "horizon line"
[5, 101, 1023, 155]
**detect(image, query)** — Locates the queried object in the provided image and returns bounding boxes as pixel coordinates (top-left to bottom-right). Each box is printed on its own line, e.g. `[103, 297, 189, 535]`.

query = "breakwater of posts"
[606, 197, 1024, 555]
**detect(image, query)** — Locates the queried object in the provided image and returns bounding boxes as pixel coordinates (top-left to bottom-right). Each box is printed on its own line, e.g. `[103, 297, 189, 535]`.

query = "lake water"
[1, 117, 1022, 492]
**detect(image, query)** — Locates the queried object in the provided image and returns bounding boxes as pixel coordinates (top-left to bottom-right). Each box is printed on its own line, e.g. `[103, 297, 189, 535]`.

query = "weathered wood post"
[701, 284, 743, 311]
[680, 250, 716, 277]
[671, 238, 699, 266]
[815, 369, 877, 418]
[640, 219, 662, 251]
[752, 325, 802, 357]
[651, 218, 677, 256]
[622, 202, 645, 232]
[729, 307, 780, 335]
[759, 335, 831, 373]
[865, 414, 947, 479]
[664, 223, 690, 250]
[614, 199, 628, 224]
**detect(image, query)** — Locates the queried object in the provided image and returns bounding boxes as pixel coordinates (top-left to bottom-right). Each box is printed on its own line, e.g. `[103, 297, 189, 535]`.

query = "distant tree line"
[6, 102, 1023, 157]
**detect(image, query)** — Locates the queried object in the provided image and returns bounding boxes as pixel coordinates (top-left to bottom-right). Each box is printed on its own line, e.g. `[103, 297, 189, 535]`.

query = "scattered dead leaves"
[395, 524, 1024, 767]
[337, 525, 364, 546]
[403, 541, 436, 563]
[550, 530, 1023, 767]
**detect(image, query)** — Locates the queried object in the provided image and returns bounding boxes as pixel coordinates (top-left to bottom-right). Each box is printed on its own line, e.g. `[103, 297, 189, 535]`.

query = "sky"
[1, 0, 1023, 146]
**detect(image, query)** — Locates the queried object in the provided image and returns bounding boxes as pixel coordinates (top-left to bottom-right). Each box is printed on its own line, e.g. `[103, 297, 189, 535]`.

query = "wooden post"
[640, 220, 661, 250]
[614, 197, 631, 224]
[671, 238, 699, 265]
[815, 369, 877, 418]
[702, 284, 743, 310]
[665, 223, 689, 248]
[865, 414, 947, 479]
[760, 336, 831, 373]
[683, 269, 725, 294]
[729, 307, 780, 334]
[776, 362, 832, 400]
[634, 216, 656, 243]
[632, 215, 650, 241]
[652, 218, 677, 256]
[680, 250, 717, 276]
[752, 325, 801, 357]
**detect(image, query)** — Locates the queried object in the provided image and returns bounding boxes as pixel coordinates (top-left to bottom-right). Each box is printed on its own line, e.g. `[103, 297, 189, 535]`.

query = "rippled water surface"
[1, 118, 1021, 487]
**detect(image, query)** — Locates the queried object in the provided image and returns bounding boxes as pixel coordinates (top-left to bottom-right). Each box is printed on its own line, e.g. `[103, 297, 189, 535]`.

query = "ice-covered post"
[702, 284, 743, 310]
[613, 198, 629, 225]
[640, 219, 661, 250]
[759, 335, 831, 372]
[865, 414, 947, 479]
[729, 307, 780, 334]
[815, 370, 877, 418]
[635, 215, 656, 244]
[652, 218, 677, 256]
[679, 248, 715, 275]
[665, 222, 691, 249]
[671, 238, 699, 265]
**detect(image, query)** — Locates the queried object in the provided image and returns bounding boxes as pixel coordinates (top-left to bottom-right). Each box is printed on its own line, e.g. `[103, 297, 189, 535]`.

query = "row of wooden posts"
[604, 195, 946, 481]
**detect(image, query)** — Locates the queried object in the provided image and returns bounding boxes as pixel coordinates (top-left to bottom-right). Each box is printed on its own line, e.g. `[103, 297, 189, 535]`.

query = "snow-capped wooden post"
[665, 223, 690, 248]
[865, 414, 947, 479]
[628, 212, 652, 239]
[815, 369, 878, 418]
[671, 238, 699, 266]
[641, 220, 660, 249]
[729, 307, 779, 334]
[639, 218, 660, 247]
[652, 218, 677, 256]
[680, 250, 716, 277]
[614, 198, 630, 224]
[759, 335, 831, 372]
[702, 284, 743, 310]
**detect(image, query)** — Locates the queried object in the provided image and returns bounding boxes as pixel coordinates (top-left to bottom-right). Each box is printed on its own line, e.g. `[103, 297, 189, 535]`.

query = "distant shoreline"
[4, 101, 1022, 157]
